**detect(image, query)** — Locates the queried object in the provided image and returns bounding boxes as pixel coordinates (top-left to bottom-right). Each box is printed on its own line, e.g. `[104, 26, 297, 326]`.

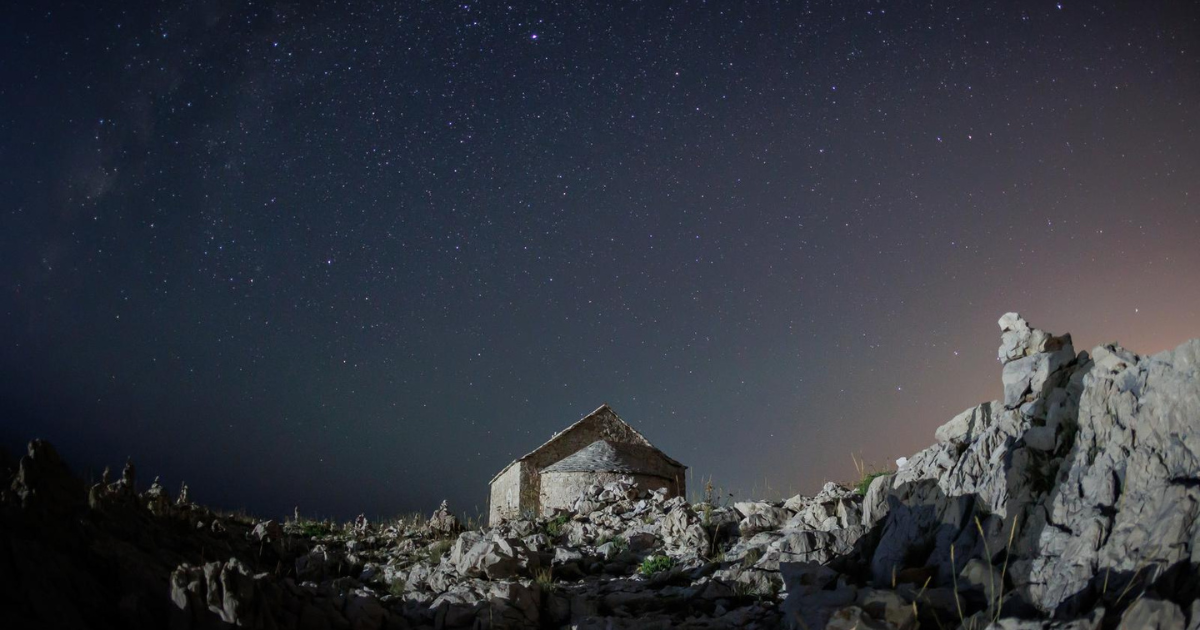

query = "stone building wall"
[488, 463, 522, 525]
[514, 408, 656, 519]
[522, 408, 654, 473]
[488, 405, 687, 525]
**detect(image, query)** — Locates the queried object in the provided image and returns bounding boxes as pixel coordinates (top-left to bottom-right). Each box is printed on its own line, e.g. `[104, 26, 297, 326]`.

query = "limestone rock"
[988, 609, 1104, 629]
[860, 473, 893, 527]
[785, 483, 863, 532]
[734, 500, 779, 518]
[1116, 598, 1186, 629]
[767, 526, 865, 569]
[824, 605, 892, 630]
[781, 584, 858, 630]
[855, 587, 917, 629]
[998, 312, 1071, 364]
[957, 558, 1001, 596]
[869, 477, 975, 585]
[739, 506, 790, 537]
[658, 503, 710, 554]
[626, 531, 658, 552]
[935, 401, 999, 445]
[1028, 339, 1200, 614]
[169, 559, 276, 628]
[251, 519, 283, 542]
[295, 545, 343, 581]
[451, 533, 539, 580]
[780, 561, 839, 597]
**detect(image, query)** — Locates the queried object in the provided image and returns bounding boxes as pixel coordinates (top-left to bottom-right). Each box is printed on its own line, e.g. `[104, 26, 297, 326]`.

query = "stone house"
[487, 404, 686, 525]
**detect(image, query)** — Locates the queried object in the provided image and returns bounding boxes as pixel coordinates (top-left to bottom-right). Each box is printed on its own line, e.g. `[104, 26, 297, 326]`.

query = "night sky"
[3, 1, 1199, 521]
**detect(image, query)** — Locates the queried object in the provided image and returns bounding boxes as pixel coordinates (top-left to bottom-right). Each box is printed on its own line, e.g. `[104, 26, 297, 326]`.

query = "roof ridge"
[542, 438, 668, 474]
[488, 404, 685, 485]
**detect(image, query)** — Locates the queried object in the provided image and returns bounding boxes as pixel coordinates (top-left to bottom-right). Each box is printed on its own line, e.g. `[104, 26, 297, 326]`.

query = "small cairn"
[428, 500, 462, 536]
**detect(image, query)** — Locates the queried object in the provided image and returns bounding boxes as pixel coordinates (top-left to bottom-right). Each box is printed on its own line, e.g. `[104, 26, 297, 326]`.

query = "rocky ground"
[2, 313, 1199, 629]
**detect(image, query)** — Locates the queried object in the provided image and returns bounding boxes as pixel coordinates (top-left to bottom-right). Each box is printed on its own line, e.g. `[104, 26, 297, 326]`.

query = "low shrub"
[638, 555, 675, 576]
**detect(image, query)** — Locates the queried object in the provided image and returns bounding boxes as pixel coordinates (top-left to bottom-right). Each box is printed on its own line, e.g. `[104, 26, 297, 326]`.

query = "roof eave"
[488, 403, 686, 485]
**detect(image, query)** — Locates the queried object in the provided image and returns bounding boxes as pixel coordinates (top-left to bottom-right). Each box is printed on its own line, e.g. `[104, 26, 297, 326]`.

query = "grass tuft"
[297, 521, 333, 537]
[850, 453, 893, 496]
[533, 566, 556, 591]
[544, 513, 571, 538]
[855, 471, 890, 496]
[741, 547, 764, 569]
[424, 539, 452, 565]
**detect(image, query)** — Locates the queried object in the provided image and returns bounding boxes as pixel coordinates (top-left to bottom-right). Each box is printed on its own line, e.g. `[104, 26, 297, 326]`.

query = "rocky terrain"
[2, 313, 1198, 629]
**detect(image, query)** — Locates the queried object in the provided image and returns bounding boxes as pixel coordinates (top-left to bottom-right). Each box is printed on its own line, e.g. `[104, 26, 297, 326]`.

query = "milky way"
[2, 1, 1198, 520]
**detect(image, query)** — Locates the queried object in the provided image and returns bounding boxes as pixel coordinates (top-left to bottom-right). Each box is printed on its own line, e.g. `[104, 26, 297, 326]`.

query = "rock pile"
[1, 312, 1197, 629]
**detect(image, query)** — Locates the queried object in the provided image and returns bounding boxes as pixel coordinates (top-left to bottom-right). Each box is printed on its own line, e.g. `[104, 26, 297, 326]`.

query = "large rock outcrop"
[842, 313, 1200, 628]
[1028, 338, 1200, 614]
[869, 314, 1091, 592]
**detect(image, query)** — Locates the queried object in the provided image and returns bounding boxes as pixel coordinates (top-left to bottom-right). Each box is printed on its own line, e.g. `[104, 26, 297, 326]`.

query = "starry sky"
[2, 1, 1199, 521]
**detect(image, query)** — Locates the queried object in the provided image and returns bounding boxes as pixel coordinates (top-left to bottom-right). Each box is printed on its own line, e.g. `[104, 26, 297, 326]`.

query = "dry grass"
[1113, 562, 1160, 608]
[943, 514, 1021, 630]
[740, 547, 764, 569]
[533, 566, 555, 591]
[211, 506, 260, 526]
[975, 514, 1020, 624]
[463, 511, 486, 532]
[424, 539, 452, 564]
[908, 576, 941, 629]
[389, 512, 426, 531]
[689, 474, 733, 507]
[686, 469, 797, 505]
[850, 452, 894, 496]
[950, 544, 966, 623]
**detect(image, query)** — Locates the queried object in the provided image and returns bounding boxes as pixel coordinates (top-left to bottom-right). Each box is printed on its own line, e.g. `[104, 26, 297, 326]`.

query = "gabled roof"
[541, 440, 676, 475]
[488, 404, 684, 485]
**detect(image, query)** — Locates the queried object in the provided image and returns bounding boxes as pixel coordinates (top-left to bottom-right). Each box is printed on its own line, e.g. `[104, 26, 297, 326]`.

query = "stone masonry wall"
[519, 409, 656, 517]
[490, 406, 686, 523]
[488, 464, 522, 525]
